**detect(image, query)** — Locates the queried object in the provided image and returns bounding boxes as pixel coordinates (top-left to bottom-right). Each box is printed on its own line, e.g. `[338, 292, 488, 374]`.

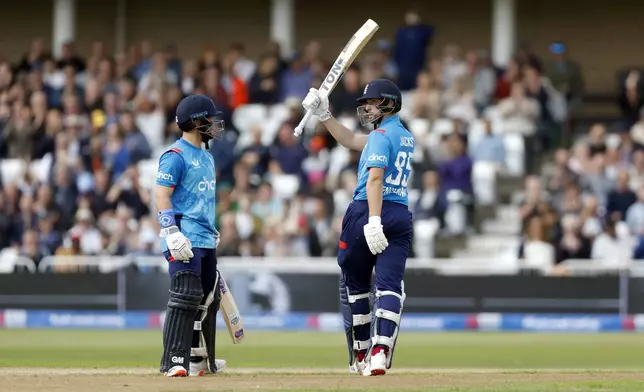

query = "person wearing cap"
[155, 94, 226, 377]
[301, 80, 414, 376]
[544, 41, 585, 111]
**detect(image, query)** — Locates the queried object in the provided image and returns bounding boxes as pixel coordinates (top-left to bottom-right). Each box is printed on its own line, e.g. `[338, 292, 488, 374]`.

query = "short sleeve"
[156, 151, 184, 187]
[363, 130, 392, 170]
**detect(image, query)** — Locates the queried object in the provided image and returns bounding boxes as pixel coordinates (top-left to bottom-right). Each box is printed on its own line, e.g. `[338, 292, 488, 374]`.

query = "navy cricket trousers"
[337, 200, 412, 296]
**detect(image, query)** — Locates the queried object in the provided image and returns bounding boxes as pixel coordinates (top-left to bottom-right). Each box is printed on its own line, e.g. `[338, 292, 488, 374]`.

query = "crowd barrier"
[2, 310, 644, 333]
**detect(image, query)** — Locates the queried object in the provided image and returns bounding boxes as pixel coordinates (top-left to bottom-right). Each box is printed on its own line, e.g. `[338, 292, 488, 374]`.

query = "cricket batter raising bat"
[155, 94, 227, 377]
[302, 79, 414, 376]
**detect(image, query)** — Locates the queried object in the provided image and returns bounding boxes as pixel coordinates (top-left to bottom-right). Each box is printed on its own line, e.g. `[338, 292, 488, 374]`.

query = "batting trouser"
[337, 200, 412, 369]
[161, 247, 220, 374]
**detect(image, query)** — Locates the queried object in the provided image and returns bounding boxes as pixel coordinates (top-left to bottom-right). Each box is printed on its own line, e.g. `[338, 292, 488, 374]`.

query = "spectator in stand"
[606, 169, 636, 220]
[375, 40, 398, 82]
[618, 70, 644, 128]
[120, 111, 151, 163]
[591, 213, 635, 264]
[410, 71, 442, 120]
[3, 101, 37, 159]
[581, 153, 615, 207]
[523, 215, 556, 272]
[57, 41, 85, 73]
[441, 44, 468, 90]
[470, 119, 506, 169]
[543, 42, 585, 113]
[467, 49, 496, 113]
[495, 59, 520, 102]
[586, 123, 608, 157]
[438, 133, 474, 227]
[442, 75, 476, 122]
[279, 53, 312, 101]
[248, 54, 281, 105]
[394, 7, 433, 91]
[629, 149, 644, 191]
[329, 65, 363, 117]
[269, 122, 308, 180]
[626, 185, 644, 235]
[545, 148, 579, 208]
[16, 37, 49, 74]
[497, 82, 540, 122]
[555, 213, 591, 263]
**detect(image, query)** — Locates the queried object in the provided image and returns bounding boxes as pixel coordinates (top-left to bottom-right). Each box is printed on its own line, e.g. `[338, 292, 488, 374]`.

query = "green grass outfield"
[3, 330, 644, 391]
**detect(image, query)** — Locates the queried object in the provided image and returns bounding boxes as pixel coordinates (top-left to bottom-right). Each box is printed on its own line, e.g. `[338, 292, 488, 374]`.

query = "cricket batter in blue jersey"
[302, 79, 414, 376]
[156, 94, 227, 377]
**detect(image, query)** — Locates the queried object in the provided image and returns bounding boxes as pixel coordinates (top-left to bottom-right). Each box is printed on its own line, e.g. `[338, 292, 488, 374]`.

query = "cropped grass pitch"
[2, 330, 644, 391]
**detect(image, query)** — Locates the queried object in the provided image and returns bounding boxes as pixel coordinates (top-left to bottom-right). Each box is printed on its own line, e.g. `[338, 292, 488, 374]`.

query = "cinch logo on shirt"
[198, 177, 216, 191]
[368, 153, 388, 163]
[157, 171, 173, 181]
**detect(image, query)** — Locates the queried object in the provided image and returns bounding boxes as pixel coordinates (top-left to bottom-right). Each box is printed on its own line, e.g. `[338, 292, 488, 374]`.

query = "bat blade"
[294, 19, 379, 137]
[219, 276, 245, 344]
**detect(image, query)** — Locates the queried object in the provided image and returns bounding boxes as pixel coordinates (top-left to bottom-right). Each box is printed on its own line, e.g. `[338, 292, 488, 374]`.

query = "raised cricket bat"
[219, 275, 245, 344]
[293, 19, 379, 137]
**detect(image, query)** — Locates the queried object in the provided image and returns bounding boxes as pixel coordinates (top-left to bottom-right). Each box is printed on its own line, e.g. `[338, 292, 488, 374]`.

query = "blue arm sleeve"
[363, 131, 392, 170]
[156, 151, 184, 188]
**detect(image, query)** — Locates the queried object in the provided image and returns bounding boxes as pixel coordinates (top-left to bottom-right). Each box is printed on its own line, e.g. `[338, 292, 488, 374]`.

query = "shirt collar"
[179, 137, 201, 151]
[380, 115, 399, 127]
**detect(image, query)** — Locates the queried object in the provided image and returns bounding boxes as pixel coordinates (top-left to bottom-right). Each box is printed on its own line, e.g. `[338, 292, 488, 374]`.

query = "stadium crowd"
[0, 10, 598, 271]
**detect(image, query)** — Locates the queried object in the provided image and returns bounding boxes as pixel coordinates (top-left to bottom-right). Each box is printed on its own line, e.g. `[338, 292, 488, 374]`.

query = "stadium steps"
[452, 204, 521, 259]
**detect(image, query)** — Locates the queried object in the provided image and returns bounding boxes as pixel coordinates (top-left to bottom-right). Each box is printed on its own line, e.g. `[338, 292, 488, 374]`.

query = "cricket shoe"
[349, 351, 367, 374]
[165, 365, 188, 377]
[189, 358, 227, 376]
[363, 347, 387, 376]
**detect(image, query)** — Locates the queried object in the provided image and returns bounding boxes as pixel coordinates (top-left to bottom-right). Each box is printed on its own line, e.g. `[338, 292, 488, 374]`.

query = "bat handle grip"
[293, 110, 314, 138]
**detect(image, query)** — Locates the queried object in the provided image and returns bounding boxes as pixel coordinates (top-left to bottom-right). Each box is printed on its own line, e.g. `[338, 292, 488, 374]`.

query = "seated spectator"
[497, 82, 540, 122]
[269, 122, 308, 179]
[591, 214, 635, 264]
[523, 216, 555, 271]
[3, 102, 37, 159]
[329, 66, 363, 117]
[120, 111, 151, 163]
[442, 75, 476, 122]
[19, 229, 49, 268]
[555, 214, 591, 263]
[618, 69, 644, 128]
[580, 154, 615, 207]
[466, 49, 496, 112]
[470, 119, 506, 169]
[606, 169, 636, 220]
[495, 59, 520, 101]
[103, 123, 130, 181]
[279, 53, 312, 101]
[630, 150, 644, 191]
[519, 175, 557, 234]
[586, 123, 608, 157]
[410, 71, 442, 119]
[248, 54, 281, 105]
[579, 195, 603, 240]
[545, 148, 579, 207]
[626, 185, 644, 235]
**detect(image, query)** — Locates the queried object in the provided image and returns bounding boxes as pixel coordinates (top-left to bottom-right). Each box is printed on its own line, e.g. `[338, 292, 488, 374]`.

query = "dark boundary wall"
[0, 270, 632, 314]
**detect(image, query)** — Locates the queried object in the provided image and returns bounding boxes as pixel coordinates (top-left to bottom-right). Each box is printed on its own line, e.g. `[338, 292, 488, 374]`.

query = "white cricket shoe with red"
[363, 346, 388, 376]
[165, 365, 188, 377]
[189, 359, 227, 376]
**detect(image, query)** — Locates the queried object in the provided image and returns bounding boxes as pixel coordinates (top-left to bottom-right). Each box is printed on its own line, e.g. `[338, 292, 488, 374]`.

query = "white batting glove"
[363, 216, 389, 255]
[214, 228, 221, 248]
[160, 226, 194, 262]
[302, 88, 332, 121]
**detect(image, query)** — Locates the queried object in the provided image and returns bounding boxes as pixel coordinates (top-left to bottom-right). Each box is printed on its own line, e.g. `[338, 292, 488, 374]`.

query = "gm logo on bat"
[320, 58, 344, 93]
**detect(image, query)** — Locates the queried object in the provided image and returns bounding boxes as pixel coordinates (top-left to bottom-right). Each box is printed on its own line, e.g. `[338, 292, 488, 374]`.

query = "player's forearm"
[366, 175, 384, 218]
[155, 187, 173, 213]
[322, 116, 366, 151]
